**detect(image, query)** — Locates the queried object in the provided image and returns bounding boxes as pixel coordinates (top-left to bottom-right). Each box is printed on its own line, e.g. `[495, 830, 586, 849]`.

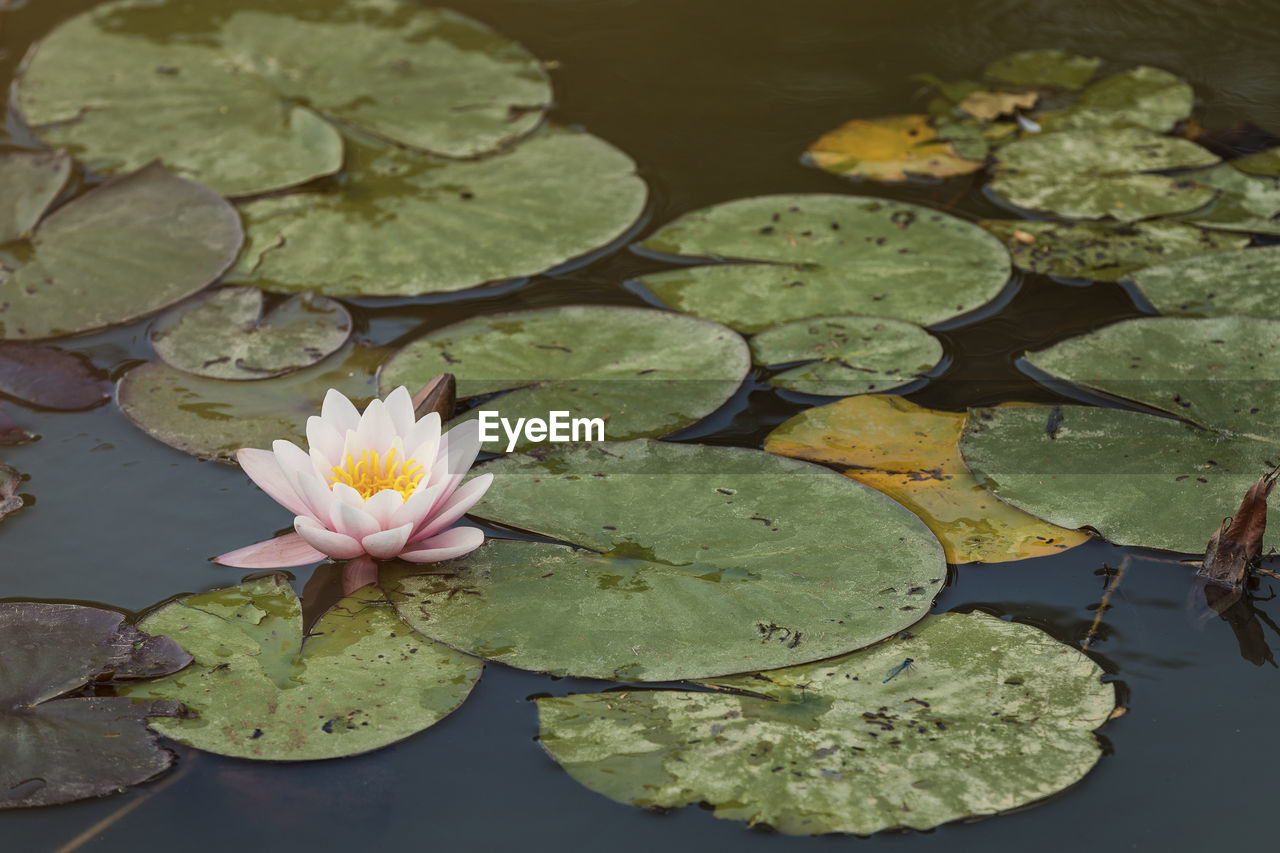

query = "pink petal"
[330, 499, 380, 541]
[342, 555, 379, 595]
[295, 516, 365, 560]
[321, 388, 360, 434]
[362, 522, 414, 559]
[293, 470, 336, 527]
[391, 480, 446, 529]
[273, 438, 316, 482]
[429, 420, 483, 506]
[363, 489, 405, 529]
[399, 526, 485, 563]
[214, 532, 326, 568]
[235, 448, 311, 518]
[405, 412, 442, 461]
[383, 386, 415, 437]
[413, 473, 494, 541]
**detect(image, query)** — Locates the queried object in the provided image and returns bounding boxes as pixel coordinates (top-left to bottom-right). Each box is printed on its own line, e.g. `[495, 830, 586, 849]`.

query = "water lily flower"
[215, 387, 491, 569]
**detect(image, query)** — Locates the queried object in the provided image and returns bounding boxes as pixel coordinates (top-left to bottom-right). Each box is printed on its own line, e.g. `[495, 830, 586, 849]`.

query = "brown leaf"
[0, 342, 112, 410]
[412, 372, 456, 421]
[958, 90, 1038, 121]
[1197, 467, 1278, 590]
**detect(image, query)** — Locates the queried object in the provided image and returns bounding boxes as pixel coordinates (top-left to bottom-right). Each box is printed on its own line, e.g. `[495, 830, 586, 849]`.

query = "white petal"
[399, 526, 485, 563]
[295, 516, 365, 560]
[306, 415, 345, 471]
[235, 448, 311, 518]
[321, 388, 361, 434]
[405, 411, 442, 460]
[356, 398, 395, 450]
[363, 489, 405, 529]
[292, 470, 336, 527]
[273, 439, 318, 482]
[330, 481, 365, 509]
[438, 420, 482, 476]
[390, 481, 446, 529]
[413, 473, 494, 541]
[383, 386, 415, 437]
[362, 522, 414, 559]
[330, 499, 380, 541]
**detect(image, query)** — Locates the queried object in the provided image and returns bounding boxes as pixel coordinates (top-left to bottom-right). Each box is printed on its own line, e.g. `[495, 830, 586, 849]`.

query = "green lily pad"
[1, 461, 24, 523]
[750, 315, 943, 396]
[117, 342, 385, 460]
[378, 306, 748, 450]
[990, 128, 1219, 221]
[0, 163, 243, 340]
[149, 286, 352, 380]
[984, 49, 1101, 91]
[1130, 246, 1280, 319]
[0, 149, 70, 244]
[227, 126, 646, 297]
[1039, 66, 1193, 133]
[537, 610, 1114, 835]
[981, 219, 1248, 281]
[635, 195, 1012, 333]
[16, 0, 551, 196]
[1233, 147, 1280, 178]
[1, 602, 190, 808]
[1183, 163, 1280, 235]
[386, 440, 946, 682]
[122, 576, 482, 761]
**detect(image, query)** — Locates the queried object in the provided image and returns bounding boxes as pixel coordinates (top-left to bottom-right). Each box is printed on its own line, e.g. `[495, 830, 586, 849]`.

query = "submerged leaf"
[983, 49, 1101, 91]
[0, 461, 23, 522]
[0, 149, 70, 244]
[538, 611, 1114, 835]
[805, 115, 984, 181]
[1039, 66, 1193, 133]
[0, 342, 111, 409]
[1200, 469, 1278, 591]
[0, 411, 32, 445]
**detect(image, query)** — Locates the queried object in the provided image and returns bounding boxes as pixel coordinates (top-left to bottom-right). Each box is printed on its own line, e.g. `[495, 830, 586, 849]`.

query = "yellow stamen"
[329, 447, 424, 499]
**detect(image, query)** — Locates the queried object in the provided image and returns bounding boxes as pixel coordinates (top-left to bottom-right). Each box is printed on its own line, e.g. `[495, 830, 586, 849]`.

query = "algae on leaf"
[1130, 245, 1280, 319]
[983, 49, 1101, 91]
[1038, 66, 1193, 133]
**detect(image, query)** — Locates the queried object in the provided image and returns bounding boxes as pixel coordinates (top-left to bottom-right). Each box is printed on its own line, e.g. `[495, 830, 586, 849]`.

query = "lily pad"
[1039, 66, 1193, 133]
[750, 316, 943, 396]
[0, 163, 243, 340]
[0, 149, 70, 243]
[957, 90, 1038, 121]
[805, 115, 985, 181]
[0, 602, 190, 808]
[984, 49, 1101, 91]
[227, 126, 646, 297]
[16, 0, 551, 196]
[636, 195, 1012, 333]
[1130, 246, 1280, 319]
[990, 128, 1219, 221]
[117, 342, 385, 460]
[1, 461, 23, 522]
[122, 576, 482, 760]
[765, 395, 1089, 563]
[1183, 163, 1280, 235]
[378, 306, 748, 450]
[149, 287, 352, 380]
[386, 440, 946, 682]
[0, 342, 111, 409]
[981, 219, 1248, 281]
[1233, 147, 1280, 178]
[537, 610, 1114, 835]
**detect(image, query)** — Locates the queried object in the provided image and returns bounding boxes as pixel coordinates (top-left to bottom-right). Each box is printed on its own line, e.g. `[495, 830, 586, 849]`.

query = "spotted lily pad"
[1039, 66, 1194, 133]
[0, 149, 70, 243]
[990, 128, 1219, 221]
[981, 219, 1248, 281]
[378, 306, 748, 450]
[0, 602, 190, 808]
[121, 576, 482, 760]
[805, 115, 985, 181]
[1233, 147, 1280, 178]
[984, 50, 1101, 91]
[750, 316, 943, 396]
[228, 126, 646, 297]
[1183, 163, 1280, 235]
[117, 342, 385, 460]
[386, 440, 945, 682]
[149, 287, 352, 380]
[0, 342, 111, 409]
[1130, 246, 1280, 319]
[765, 395, 1088, 563]
[16, 0, 551, 196]
[0, 163, 243, 340]
[0, 461, 23, 522]
[635, 195, 1012, 333]
[537, 610, 1114, 835]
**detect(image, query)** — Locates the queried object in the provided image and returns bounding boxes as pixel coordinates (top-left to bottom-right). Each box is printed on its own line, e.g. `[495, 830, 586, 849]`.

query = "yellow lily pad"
[958, 90, 1038, 121]
[764, 395, 1089, 563]
[806, 114, 984, 181]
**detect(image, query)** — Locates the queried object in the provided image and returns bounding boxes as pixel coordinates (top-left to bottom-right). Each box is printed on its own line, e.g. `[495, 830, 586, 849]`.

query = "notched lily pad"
[0, 602, 190, 808]
[750, 316, 942, 396]
[537, 610, 1114, 835]
[0, 149, 71, 243]
[805, 115, 985, 181]
[1038, 66, 1193, 133]
[1130, 245, 1280, 319]
[386, 440, 946, 682]
[0, 163, 243, 340]
[122, 575, 482, 760]
[0, 341, 111, 409]
[636, 194, 1012, 332]
[150, 286, 352, 380]
[984, 49, 1101, 91]
[378, 306, 749, 450]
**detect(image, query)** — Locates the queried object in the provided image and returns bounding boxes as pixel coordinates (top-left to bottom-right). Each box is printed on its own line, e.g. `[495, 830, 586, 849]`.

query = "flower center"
[329, 448, 425, 499]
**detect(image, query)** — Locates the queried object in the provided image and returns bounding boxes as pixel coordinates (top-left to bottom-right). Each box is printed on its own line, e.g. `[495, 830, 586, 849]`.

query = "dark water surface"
[3, 1, 1279, 850]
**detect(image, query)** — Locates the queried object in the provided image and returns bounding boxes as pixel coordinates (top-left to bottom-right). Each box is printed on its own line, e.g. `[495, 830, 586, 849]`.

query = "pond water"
[2, 0, 1279, 849]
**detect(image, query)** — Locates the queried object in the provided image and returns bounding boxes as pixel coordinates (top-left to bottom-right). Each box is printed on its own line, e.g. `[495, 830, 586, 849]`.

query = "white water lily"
[216, 387, 491, 568]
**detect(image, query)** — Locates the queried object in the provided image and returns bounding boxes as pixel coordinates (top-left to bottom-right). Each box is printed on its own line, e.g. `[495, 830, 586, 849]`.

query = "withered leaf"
[1198, 467, 1278, 590]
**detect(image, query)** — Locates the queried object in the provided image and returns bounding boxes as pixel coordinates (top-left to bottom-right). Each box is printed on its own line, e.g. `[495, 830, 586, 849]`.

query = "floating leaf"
[990, 128, 1219, 221]
[1039, 66, 1193, 133]
[149, 287, 352, 380]
[636, 195, 1011, 333]
[958, 90, 1038, 121]
[537, 610, 1114, 835]
[228, 126, 646, 297]
[0, 602, 190, 808]
[750, 316, 942, 396]
[983, 49, 1101, 91]
[0, 149, 70, 243]
[765, 395, 1088, 563]
[117, 342, 384, 460]
[1, 461, 23, 522]
[387, 440, 946, 681]
[0, 342, 111, 409]
[1183, 163, 1280, 235]
[0, 163, 243, 340]
[16, 0, 551, 196]
[122, 576, 482, 761]
[805, 115, 984, 181]
[981, 219, 1248, 281]
[1233, 147, 1280, 178]
[1130, 246, 1280, 319]
[378, 306, 748, 450]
